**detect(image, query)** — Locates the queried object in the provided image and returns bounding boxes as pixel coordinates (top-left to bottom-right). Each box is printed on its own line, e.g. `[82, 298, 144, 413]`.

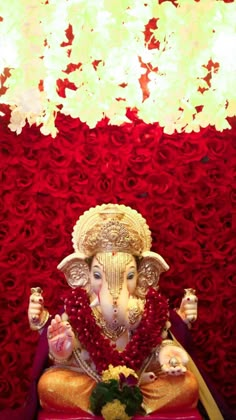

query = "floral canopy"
[0, 0, 236, 137]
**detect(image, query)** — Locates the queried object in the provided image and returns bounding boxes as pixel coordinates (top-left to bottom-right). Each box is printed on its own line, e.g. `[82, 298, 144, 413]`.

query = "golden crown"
[72, 204, 152, 257]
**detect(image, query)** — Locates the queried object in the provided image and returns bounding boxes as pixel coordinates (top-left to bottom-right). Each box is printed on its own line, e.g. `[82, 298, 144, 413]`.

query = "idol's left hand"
[159, 344, 189, 376]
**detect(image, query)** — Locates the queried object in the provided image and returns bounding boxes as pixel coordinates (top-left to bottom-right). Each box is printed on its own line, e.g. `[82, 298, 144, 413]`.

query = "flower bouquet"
[90, 365, 144, 420]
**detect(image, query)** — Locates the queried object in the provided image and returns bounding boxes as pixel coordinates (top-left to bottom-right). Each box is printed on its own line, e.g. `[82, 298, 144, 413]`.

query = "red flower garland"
[65, 287, 169, 373]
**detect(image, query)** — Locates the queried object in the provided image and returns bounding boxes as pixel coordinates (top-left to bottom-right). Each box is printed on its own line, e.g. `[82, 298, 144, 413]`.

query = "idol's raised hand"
[47, 314, 75, 362]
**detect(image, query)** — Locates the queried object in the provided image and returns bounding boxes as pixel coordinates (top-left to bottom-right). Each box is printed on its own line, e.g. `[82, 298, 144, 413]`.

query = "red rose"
[174, 241, 202, 267]
[175, 161, 205, 185]
[37, 169, 69, 197]
[193, 269, 218, 297]
[192, 324, 217, 350]
[143, 200, 173, 227]
[90, 174, 114, 196]
[65, 195, 96, 220]
[131, 122, 162, 148]
[67, 167, 89, 193]
[206, 162, 230, 186]
[195, 216, 216, 237]
[35, 194, 63, 222]
[128, 147, 152, 175]
[0, 140, 23, 169]
[210, 234, 235, 262]
[81, 143, 103, 168]
[154, 143, 182, 168]
[221, 382, 236, 408]
[192, 179, 218, 201]
[115, 172, 147, 195]
[179, 137, 208, 162]
[0, 319, 12, 345]
[147, 171, 176, 200]
[1, 165, 34, 191]
[1, 343, 19, 370]
[55, 112, 86, 137]
[108, 127, 134, 152]
[38, 225, 68, 257]
[2, 247, 31, 269]
[15, 166, 38, 190]
[201, 249, 217, 267]
[159, 131, 208, 162]
[47, 143, 73, 169]
[194, 198, 218, 220]
[164, 216, 195, 243]
[206, 137, 228, 159]
[3, 191, 36, 218]
[0, 374, 14, 408]
[230, 187, 236, 207]
[223, 267, 236, 288]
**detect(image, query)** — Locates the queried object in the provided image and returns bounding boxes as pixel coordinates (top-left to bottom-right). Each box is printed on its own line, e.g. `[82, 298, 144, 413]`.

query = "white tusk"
[90, 296, 100, 308]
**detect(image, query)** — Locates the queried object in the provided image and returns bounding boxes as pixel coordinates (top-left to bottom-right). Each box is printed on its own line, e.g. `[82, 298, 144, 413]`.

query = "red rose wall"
[0, 111, 235, 412]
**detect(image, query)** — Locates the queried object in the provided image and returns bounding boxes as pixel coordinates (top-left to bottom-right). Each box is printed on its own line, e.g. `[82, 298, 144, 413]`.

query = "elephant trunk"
[98, 280, 130, 327]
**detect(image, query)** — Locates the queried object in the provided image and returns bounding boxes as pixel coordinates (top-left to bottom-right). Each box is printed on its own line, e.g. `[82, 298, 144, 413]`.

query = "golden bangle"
[48, 352, 72, 365]
[161, 339, 176, 347]
[155, 339, 176, 358]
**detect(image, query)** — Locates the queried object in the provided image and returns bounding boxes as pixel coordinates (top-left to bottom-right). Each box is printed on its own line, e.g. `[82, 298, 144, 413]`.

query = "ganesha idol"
[28, 204, 224, 420]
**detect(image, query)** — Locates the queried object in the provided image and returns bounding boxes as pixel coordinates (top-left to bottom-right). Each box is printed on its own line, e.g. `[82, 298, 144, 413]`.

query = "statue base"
[37, 408, 202, 420]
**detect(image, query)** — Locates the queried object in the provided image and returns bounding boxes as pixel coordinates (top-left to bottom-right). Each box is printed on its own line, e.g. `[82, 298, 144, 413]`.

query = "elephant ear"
[57, 252, 90, 292]
[136, 251, 169, 298]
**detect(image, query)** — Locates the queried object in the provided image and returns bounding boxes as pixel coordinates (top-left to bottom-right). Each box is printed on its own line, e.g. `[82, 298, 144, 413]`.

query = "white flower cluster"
[0, 0, 235, 137]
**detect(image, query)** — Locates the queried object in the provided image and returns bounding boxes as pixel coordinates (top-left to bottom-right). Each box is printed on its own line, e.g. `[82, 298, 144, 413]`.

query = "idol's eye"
[93, 271, 102, 280]
[127, 271, 136, 280]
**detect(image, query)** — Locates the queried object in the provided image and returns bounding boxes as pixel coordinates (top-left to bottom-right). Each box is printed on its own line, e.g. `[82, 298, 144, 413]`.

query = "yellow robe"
[38, 367, 198, 415]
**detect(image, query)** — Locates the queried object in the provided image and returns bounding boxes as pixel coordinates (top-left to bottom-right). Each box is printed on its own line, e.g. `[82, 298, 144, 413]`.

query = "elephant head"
[57, 204, 169, 340]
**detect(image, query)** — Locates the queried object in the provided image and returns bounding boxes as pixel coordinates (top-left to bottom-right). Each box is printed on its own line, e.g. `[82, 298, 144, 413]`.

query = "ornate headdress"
[59, 204, 169, 297]
[72, 204, 152, 257]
